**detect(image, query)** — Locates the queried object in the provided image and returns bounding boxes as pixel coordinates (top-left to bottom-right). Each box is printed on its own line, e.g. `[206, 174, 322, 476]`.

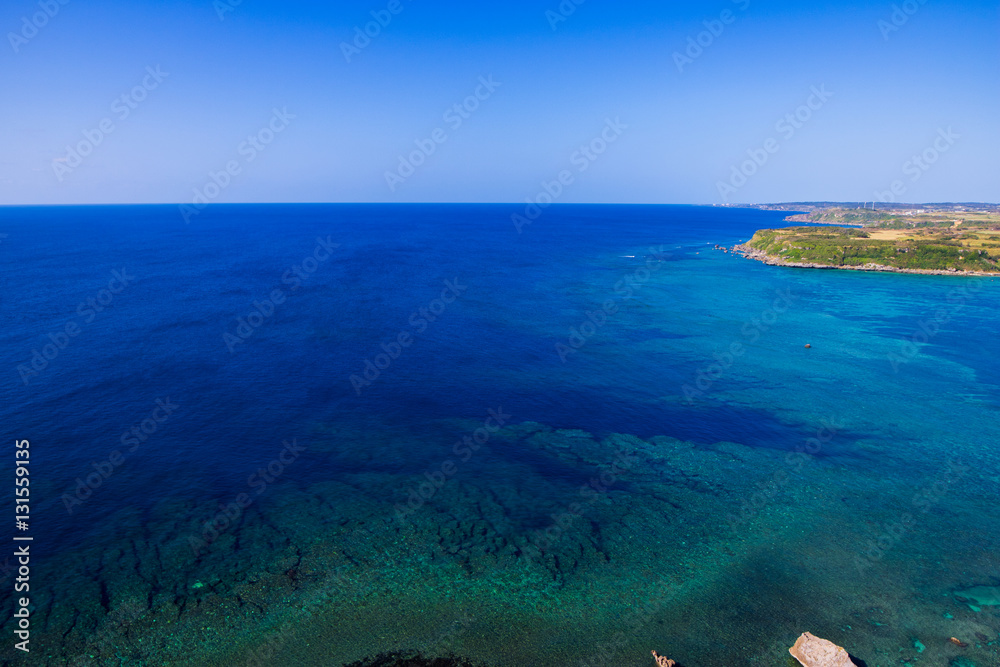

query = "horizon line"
[1, 201, 997, 209]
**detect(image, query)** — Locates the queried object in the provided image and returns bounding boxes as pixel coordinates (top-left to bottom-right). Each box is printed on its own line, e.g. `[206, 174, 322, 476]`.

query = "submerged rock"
[954, 585, 1000, 607]
[949, 658, 978, 667]
[343, 652, 476, 667]
[789, 632, 857, 667]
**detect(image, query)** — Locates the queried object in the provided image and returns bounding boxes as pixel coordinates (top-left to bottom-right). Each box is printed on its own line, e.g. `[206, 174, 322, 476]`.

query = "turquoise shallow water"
[0, 204, 998, 665]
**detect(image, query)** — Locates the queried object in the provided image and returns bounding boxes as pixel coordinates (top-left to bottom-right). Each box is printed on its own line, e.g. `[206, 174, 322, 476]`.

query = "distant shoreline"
[782, 213, 864, 227]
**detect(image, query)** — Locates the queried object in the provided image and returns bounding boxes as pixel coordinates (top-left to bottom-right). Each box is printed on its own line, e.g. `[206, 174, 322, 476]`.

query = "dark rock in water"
[953, 585, 1000, 607]
[343, 651, 477, 667]
[949, 657, 978, 667]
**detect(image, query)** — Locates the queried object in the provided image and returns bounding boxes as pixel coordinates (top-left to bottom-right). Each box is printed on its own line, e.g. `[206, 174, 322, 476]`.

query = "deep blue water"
[3, 205, 798, 540]
[1, 204, 998, 666]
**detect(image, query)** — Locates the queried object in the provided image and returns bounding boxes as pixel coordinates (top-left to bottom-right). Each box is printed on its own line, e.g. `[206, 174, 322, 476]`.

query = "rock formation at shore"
[789, 632, 857, 667]
[650, 650, 676, 666]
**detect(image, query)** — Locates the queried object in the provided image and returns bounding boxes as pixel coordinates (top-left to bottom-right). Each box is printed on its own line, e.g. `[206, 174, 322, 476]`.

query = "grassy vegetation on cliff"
[744, 225, 1000, 272]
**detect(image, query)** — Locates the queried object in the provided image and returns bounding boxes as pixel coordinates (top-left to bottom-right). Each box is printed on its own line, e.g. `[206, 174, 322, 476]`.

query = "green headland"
[732, 203, 1000, 275]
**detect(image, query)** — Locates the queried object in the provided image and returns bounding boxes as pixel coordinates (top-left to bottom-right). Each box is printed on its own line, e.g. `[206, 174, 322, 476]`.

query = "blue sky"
[1, 0, 998, 205]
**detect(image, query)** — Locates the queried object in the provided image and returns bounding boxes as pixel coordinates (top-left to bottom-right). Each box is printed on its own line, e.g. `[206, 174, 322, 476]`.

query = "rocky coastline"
[730, 243, 1000, 277]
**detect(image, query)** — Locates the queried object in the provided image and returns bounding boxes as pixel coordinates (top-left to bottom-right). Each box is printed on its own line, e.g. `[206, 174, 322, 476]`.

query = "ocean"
[1, 204, 998, 666]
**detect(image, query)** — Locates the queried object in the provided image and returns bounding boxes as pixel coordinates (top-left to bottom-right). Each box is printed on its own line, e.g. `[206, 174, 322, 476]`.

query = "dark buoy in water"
[804, 344, 812, 349]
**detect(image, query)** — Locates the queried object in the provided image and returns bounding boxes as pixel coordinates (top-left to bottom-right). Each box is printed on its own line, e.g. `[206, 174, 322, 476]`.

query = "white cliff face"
[789, 632, 857, 667]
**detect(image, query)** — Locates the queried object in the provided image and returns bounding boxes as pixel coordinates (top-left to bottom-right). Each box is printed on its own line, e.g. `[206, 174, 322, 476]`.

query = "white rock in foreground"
[789, 632, 857, 667]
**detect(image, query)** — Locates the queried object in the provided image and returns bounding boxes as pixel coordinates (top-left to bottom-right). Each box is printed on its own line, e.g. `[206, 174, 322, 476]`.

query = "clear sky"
[2, 0, 998, 205]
